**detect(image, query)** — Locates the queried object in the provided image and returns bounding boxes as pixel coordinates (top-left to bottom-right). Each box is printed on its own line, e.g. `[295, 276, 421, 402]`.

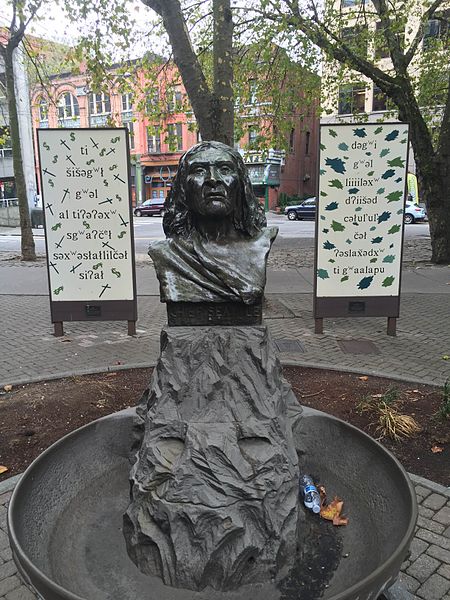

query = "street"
[0, 213, 431, 255]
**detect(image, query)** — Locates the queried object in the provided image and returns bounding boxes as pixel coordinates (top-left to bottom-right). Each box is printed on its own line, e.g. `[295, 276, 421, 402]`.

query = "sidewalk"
[1, 254, 450, 600]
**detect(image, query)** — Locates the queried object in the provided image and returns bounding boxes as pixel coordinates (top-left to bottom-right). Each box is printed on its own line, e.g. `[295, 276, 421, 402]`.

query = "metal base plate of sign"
[38, 128, 137, 336]
[314, 123, 409, 336]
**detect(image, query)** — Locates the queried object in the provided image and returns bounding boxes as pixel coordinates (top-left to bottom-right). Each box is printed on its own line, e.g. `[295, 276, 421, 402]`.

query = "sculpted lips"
[204, 188, 226, 200]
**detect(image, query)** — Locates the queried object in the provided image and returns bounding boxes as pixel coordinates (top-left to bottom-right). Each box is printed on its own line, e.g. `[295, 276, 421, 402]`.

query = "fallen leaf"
[358, 376, 369, 381]
[106, 372, 118, 377]
[442, 355, 450, 361]
[318, 485, 327, 506]
[3, 384, 12, 392]
[0, 466, 8, 474]
[431, 445, 444, 454]
[320, 496, 349, 526]
[61, 338, 72, 343]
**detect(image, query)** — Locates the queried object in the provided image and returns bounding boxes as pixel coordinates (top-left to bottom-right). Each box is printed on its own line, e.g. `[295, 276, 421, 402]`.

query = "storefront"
[245, 153, 281, 211]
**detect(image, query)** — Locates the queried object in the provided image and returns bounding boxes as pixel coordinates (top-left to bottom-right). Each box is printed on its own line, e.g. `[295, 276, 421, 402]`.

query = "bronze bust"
[149, 141, 278, 309]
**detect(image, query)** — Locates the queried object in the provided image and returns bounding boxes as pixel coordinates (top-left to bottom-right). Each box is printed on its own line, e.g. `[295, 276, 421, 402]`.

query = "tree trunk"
[212, 0, 234, 145]
[4, 44, 36, 261]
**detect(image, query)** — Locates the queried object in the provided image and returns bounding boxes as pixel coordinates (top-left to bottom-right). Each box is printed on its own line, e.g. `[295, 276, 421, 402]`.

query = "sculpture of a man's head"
[163, 141, 266, 238]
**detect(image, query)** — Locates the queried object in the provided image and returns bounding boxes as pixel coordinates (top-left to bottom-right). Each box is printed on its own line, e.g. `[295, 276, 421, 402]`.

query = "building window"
[372, 86, 395, 112]
[89, 92, 111, 115]
[248, 79, 258, 104]
[168, 123, 183, 151]
[374, 22, 390, 59]
[338, 84, 366, 114]
[424, 11, 450, 49]
[248, 125, 258, 147]
[289, 128, 295, 152]
[167, 86, 183, 113]
[341, 26, 367, 58]
[147, 127, 161, 153]
[39, 98, 48, 121]
[340, 0, 365, 7]
[121, 93, 133, 112]
[146, 89, 159, 114]
[305, 131, 311, 155]
[57, 93, 79, 120]
[125, 121, 135, 150]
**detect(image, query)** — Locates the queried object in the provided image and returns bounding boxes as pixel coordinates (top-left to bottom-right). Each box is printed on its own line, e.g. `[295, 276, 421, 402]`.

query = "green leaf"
[340, 275, 349, 282]
[382, 169, 396, 179]
[320, 169, 326, 175]
[323, 240, 336, 250]
[320, 191, 328, 196]
[329, 179, 343, 189]
[367, 171, 374, 176]
[353, 128, 367, 137]
[338, 142, 349, 151]
[388, 157, 405, 168]
[355, 206, 362, 212]
[385, 130, 399, 141]
[325, 157, 346, 174]
[375, 126, 383, 134]
[357, 276, 374, 290]
[380, 149, 390, 158]
[317, 268, 330, 279]
[386, 190, 403, 202]
[331, 220, 345, 232]
[388, 224, 401, 234]
[370, 258, 377, 263]
[329, 129, 338, 137]
[382, 276, 395, 287]
[325, 201, 338, 210]
[377, 211, 391, 223]
[377, 187, 385, 194]
[383, 255, 395, 263]
[349, 187, 359, 193]
[320, 143, 326, 151]
[328, 259, 335, 263]
[372, 236, 383, 243]
[323, 228, 329, 233]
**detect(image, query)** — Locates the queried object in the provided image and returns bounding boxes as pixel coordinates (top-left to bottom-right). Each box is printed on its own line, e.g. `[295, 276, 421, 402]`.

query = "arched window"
[39, 97, 48, 122]
[57, 93, 79, 119]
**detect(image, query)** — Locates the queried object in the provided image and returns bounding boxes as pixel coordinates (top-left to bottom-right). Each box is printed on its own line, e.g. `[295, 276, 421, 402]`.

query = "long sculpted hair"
[162, 141, 267, 238]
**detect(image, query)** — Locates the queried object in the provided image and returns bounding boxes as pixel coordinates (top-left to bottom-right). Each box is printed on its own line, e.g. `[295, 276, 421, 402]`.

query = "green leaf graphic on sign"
[378, 211, 391, 223]
[400, 138, 407, 144]
[329, 129, 338, 137]
[377, 187, 385, 194]
[370, 258, 377, 263]
[349, 188, 359, 194]
[382, 276, 395, 287]
[338, 142, 349, 151]
[331, 220, 345, 232]
[383, 255, 395, 263]
[320, 215, 326, 220]
[346, 239, 352, 244]
[388, 157, 405, 168]
[375, 126, 383, 134]
[355, 207, 362, 212]
[390, 243, 394, 248]
[320, 191, 328, 196]
[329, 259, 335, 263]
[358, 276, 374, 290]
[353, 128, 367, 137]
[386, 190, 403, 202]
[320, 143, 326, 151]
[370, 226, 376, 231]
[323, 240, 336, 250]
[341, 275, 349, 282]
[329, 179, 343, 189]
[388, 224, 401, 234]
[317, 269, 330, 279]
[323, 228, 329, 233]
[320, 169, 326, 175]
[397, 208, 403, 215]
[395, 177, 402, 183]
[372, 236, 383, 243]
[367, 171, 374, 176]
[325, 201, 338, 210]
[380, 149, 390, 158]
[385, 130, 399, 141]
[382, 169, 395, 179]
[326, 157, 346, 174]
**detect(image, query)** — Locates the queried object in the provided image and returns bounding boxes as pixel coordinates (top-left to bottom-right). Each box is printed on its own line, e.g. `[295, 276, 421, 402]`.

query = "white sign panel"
[316, 123, 409, 297]
[38, 129, 134, 302]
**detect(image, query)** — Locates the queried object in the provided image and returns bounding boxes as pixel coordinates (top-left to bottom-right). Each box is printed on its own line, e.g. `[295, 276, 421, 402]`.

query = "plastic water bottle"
[299, 475, 321, 514]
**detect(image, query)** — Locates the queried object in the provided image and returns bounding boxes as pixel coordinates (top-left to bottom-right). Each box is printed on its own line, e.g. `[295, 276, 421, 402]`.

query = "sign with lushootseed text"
[316, 123, 409, 297]
[39, 128, 134, 302]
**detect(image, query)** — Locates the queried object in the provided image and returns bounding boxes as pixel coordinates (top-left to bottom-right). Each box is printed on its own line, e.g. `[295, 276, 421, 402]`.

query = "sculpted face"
[185, 146, 240, 218]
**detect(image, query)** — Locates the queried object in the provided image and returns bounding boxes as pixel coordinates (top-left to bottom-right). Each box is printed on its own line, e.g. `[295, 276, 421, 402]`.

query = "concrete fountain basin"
[8, 406, 417, 600]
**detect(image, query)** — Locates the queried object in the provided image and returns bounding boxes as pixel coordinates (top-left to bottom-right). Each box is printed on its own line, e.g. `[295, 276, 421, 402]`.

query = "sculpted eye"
[192, 166, 206, 175]
[220, 166, 231, 174]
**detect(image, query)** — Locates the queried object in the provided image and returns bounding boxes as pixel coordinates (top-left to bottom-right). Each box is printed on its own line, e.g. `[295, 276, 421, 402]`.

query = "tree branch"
[404, 0, 445, 65]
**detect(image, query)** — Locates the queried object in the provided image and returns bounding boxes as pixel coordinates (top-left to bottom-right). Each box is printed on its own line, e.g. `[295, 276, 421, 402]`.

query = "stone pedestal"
[124, 326, 302, 591]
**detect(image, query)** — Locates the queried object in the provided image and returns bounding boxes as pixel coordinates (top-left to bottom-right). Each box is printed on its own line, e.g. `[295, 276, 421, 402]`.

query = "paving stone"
[416, 528, 450, 551]
[0, 561, 17, 582]
[0, 549, 12, 563]
[5, 585, 39, 600]
[0, 531, 8, 552]
[439, 564, 450, 580]
[409, 538, 429, 562]
[0, 494, 11, 506]
[417, 515, 445, 534]
[397, 572, 420, 594]
[406, 553, 440, 582]
[414, 486, 432, 500]
[416, 573, 450, 600]
[384, 580, 415, 599]
[423, 493, 447, 511]
[445, 526, 450, 539]
[418, 505, 435, 519]
[427, 544, 450, 564]
[434, 506, 450, 527]
[0, 576, 21, 597]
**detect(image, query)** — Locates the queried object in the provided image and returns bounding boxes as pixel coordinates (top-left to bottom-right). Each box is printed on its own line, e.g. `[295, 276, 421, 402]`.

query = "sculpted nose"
[205, 167, 219, 184]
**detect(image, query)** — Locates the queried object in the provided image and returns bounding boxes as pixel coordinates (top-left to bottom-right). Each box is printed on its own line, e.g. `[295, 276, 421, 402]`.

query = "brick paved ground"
[1, 475, 449, 600]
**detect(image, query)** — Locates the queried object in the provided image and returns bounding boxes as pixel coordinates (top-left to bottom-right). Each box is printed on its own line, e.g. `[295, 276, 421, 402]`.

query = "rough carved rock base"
[124, 326, 302, 591]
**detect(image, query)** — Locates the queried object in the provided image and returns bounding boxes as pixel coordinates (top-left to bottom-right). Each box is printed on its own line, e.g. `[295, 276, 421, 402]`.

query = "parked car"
[284, 197, 317, 221]
[404, 201, 426, 224]
[134, 198, 165, 217]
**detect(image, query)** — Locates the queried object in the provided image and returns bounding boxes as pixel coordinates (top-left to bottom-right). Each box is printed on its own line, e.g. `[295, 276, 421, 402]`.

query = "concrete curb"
[1, 360, 443, 392]
[0, 473, 21, 495]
